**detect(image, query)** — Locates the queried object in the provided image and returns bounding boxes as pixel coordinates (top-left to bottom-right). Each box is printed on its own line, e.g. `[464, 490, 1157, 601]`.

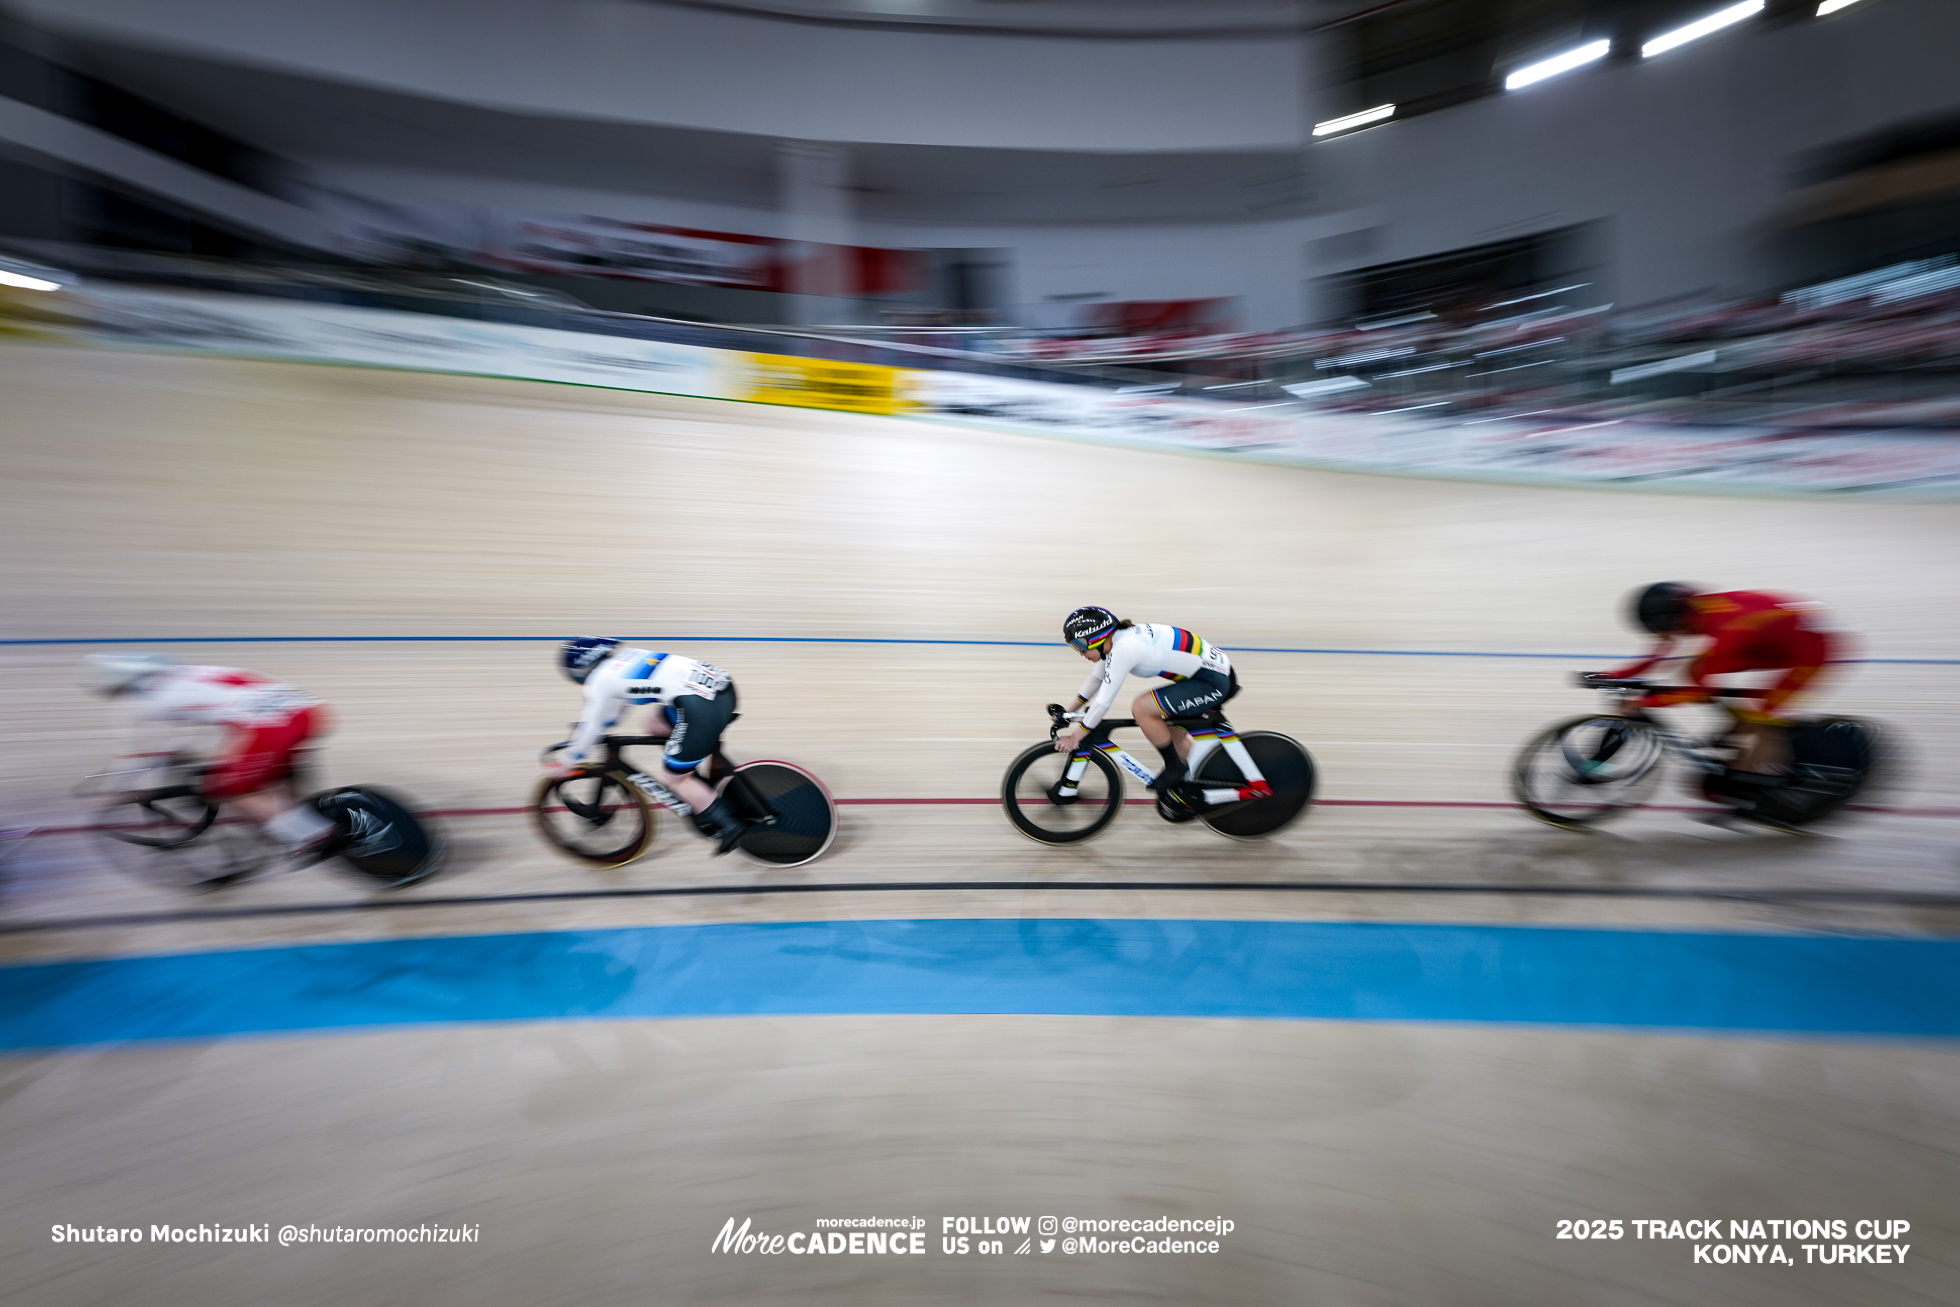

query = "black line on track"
[6, 879, 1960, 936]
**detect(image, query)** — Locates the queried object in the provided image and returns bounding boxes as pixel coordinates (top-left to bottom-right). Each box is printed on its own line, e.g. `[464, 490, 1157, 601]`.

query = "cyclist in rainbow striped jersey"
[1054, 607, 1237, 793]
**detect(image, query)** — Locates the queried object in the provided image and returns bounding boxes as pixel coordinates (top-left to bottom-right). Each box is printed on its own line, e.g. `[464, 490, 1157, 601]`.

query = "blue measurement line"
[4, 919, 1958, 1050]
[1, 634, 1953, 664]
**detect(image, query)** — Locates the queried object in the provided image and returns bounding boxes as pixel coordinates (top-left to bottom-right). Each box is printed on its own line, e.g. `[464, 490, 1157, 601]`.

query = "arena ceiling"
[50, 10, 1322, 225]
[34, 0, 1830, 226]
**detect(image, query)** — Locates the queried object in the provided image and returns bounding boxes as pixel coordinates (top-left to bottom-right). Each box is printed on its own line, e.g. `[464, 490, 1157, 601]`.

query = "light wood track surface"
[3, 344, 1958, 1307]
[5, 1017, 1954, 1307]
[0, 344, 1955, 948]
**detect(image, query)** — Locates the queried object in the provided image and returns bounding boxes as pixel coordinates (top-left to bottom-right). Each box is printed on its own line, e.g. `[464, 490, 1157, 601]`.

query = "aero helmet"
[82, 652, 175, 696]
[1063, 606, 1120, 652]
[1630, 582, 1697, 636]
[560, 636, 622, 684]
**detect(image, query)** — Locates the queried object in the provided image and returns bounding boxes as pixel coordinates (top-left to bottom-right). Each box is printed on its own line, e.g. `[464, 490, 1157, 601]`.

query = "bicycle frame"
[560, 735, 742, 818]
[1577, 679, 1757, 785]
[1641, 718, 1727, 776]
[1051, 711, 1272, 807]
[621, 766, 691, 814]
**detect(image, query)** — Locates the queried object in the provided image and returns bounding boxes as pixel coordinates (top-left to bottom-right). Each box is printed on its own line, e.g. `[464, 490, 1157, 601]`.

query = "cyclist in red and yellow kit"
[1607, 583, 1840, 775]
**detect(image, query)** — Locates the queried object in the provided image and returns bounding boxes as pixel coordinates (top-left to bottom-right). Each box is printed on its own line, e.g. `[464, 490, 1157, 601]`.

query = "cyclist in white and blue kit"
[548, 637, 753, 854]
[1053, 606, 1237, 799]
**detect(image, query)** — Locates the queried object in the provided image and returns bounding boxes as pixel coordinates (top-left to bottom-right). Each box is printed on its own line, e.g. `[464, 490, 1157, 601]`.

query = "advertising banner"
[68, 288, 723, 400]
[735, 352, 909, 415]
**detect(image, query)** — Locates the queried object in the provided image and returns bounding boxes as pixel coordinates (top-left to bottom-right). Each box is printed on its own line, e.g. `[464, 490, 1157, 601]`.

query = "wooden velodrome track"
[3, 343, 1959, 1305]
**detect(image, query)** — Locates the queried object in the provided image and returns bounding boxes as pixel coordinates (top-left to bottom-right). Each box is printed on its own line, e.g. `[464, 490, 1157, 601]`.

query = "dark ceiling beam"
[642, 0, 1322, 40]
[1309, 0, 1431, 33]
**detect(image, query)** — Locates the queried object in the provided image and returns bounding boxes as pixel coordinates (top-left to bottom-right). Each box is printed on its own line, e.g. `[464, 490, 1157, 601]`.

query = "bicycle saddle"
[1165, 707, 1231, 729]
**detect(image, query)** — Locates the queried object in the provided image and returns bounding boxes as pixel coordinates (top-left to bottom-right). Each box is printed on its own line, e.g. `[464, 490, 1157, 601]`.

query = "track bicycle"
[1001, 701, 1315, 844]
[532, 734, 836, 869]
[1512, 674, 1883, 831]
[79, 756, 441, 890]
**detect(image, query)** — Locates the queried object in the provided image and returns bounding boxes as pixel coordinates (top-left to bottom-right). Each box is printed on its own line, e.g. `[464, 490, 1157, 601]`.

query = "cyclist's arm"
[1068, 670, 1101, 715]
[108, 697, 183, 773]
[1646, 640, 1736, 709]
[1079, 647, 1142, 729]
[563, 667, 627, 767]
[1617, 635, 1734, 709]
[1604, 640, 1675, 683]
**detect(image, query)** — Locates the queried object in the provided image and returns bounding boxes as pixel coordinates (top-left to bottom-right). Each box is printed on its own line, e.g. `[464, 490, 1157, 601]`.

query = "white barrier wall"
[41, 285, 1960, 499]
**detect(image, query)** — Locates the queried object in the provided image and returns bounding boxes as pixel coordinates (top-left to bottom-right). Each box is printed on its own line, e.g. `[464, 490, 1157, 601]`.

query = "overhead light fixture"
[1642, 0, 1764, 57]
[1283, 376, 1371, 398]
[1356, 311, 1437, 330]
[1815, 0, 1867, 12]
[1505, 39, 1612, 90]
[0, 267, 61, 292]
[1611, 351, 1717, 384]
[1315, 346, 1417, 369]
[1313, 105, 1395, 137]
[1487, 283, 1592, 308]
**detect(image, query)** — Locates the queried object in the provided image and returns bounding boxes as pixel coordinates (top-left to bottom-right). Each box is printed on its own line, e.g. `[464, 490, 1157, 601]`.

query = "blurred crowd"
[985, 258, 1960, 430]
[8, 241, 1959, 431]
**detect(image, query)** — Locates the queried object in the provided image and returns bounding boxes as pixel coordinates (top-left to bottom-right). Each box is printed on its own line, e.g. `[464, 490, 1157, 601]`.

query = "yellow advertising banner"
[736, 352, 910, 415]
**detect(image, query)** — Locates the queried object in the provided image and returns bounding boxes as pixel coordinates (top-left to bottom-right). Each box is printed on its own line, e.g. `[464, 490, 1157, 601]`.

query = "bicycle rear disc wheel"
[532, 771, 657, 868]
[93, 794, 269, 888]
[313, 786, 442, 888]
[1753, 716, 1886, 827]
[1001, 742, 1123, 844]
[722, 761, 836, 867]
[1512, 715, 1664, 829]
[1194, 731, 1316, 840]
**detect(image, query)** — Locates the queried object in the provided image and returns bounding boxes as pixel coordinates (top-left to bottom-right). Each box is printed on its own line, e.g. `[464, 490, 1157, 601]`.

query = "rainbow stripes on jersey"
[1169, 627, 1207, 657]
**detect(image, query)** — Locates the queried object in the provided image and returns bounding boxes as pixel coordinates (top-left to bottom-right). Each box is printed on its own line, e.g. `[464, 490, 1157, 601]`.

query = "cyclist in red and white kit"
[84, 653, 340, 853]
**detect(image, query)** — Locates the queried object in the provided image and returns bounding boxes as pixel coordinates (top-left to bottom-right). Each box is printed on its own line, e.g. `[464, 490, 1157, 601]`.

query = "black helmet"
[1630, 583, 1696, 635]
[1063, 606, 1119, 651]
[560, 636, 621, 683]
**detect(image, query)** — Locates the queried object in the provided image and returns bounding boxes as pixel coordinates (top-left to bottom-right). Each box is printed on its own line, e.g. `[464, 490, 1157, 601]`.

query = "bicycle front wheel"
[532, 770, 658, 868]
[1512, 715, 1664, 829]
[1001, 742, 1123, 844]
[1194, 731, 1316, 840]
[722, 761, 836, 867]
[93, 791, 270, 888]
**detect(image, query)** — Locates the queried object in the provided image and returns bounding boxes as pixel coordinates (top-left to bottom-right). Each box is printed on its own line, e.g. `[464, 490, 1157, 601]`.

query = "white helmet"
[82, 652, 175, 695]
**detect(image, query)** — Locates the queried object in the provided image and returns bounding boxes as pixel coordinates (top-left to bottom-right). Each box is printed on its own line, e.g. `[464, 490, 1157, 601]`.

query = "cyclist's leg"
[1142, 671, 1233, 790]
[1690, 657, 1798, 776]
[1732, 630, 1832, 773]
[659, 691, 746, 851]
[642, 704, 678, 743]
[205, 707, 335, 847]
[1131, 689, 1177, 749]
[1131, 689, 1188, 787]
